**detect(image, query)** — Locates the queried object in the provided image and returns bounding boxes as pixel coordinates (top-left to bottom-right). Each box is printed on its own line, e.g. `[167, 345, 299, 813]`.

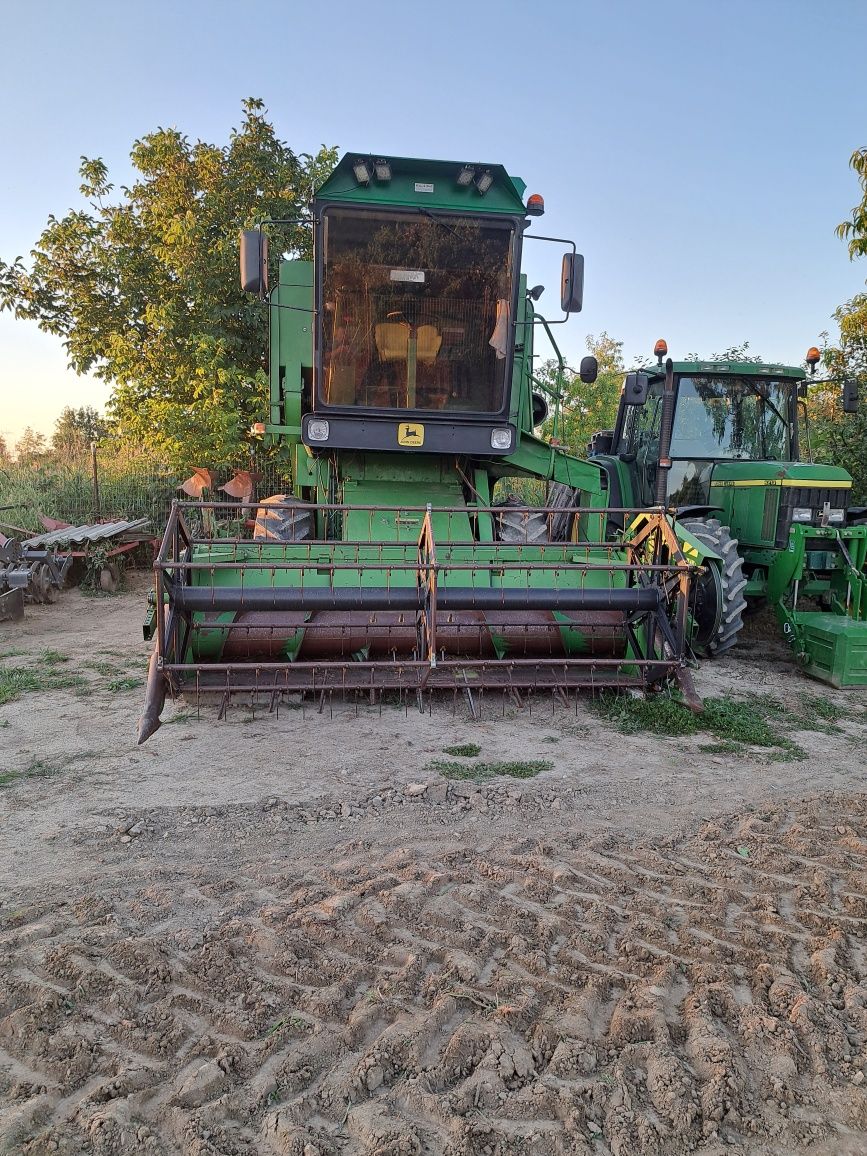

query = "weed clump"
[442, 743, 481, 758]
[589, 691, 818, 762]
[428, 759, 552, 782]
[0, 667, 86, 706]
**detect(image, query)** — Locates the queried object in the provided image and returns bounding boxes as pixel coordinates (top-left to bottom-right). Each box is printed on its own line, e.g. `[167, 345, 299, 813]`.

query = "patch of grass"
[701, 697, 791, 748]
[107, 676, 144, 692]
[40, 649, 70, 665]
[590, 691, 807, 762]
[0, 667, 86, 706]
[83, 659, 122, 676]
[0, 757, 65, 789]
[697, 740, 747, 756]
[800, 693, 845, 725]
[0, 648, 26, 659]
[428, 759, 552, 781]
[442, 743, 481, 758]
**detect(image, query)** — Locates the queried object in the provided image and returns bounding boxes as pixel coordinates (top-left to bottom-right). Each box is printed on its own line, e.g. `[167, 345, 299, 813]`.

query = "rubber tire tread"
[681, 517, 747, 657]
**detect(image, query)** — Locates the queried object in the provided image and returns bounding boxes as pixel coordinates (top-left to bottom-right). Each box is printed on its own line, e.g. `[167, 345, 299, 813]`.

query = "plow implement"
[138, 500, 701, 742]
[0, 535, 70, 622]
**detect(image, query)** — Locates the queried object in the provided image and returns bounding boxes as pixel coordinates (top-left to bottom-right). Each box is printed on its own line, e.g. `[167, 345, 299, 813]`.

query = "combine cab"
[139, 155, 714, 740]
[590, 345, 867, 686]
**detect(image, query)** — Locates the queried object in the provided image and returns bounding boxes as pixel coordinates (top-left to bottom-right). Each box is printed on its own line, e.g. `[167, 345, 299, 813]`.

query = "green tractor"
[587, 344, 867, 685]
[139, 153, 717, 741]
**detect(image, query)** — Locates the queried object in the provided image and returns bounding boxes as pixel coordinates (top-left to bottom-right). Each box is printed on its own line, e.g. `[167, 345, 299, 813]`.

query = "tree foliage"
[0, 100, 337, 469]
[537, 332, 625, 454]
[15, 428, 47, 464]
[683, 342, 764, 364]
[808, 147, 867, 501]
[51, 406, 109, 459]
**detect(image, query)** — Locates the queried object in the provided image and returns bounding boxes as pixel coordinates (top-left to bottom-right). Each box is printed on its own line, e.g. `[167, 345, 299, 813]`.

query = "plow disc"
[138, 501, 700, 743]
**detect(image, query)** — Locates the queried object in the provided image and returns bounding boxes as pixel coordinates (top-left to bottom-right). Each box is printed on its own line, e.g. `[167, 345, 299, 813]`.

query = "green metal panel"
[795, 614, 867, 687]
[270, 260, 313, 435]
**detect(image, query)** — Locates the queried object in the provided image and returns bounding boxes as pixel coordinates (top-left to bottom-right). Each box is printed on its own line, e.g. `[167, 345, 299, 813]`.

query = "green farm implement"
[588, 344, 867, 686]
[139, 154, 715, 741]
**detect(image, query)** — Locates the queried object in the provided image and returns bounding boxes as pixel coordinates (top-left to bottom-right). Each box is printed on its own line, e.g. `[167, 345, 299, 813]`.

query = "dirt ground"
[1, 574, 867, 1156]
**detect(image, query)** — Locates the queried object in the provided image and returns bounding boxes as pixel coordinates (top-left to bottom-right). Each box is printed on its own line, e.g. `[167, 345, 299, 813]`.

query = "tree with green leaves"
[15, 428, 47, 464]
[683, 342, 764, 364]
[51, 406, 109, 460]
[806, 147, 867, 501]
[0, 100, 337, 469]
[537, 332, 625, 455]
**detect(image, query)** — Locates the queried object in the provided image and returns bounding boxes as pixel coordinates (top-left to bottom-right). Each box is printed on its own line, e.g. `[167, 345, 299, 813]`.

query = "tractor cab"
[609, 360, 805, 514]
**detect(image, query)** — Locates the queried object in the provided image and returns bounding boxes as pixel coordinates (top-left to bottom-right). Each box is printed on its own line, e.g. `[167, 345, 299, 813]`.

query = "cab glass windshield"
[318, 208, 514, 413]
[670, 376, 793, 461]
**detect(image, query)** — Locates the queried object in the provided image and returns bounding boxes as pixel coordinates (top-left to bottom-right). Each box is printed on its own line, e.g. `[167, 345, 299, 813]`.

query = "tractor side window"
[618, 382, 663, 456]
[319, 207, 515, 415]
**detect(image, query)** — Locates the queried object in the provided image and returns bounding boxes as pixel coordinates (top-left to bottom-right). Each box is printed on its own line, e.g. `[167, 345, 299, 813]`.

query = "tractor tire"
[493, 497, 550, 544]
[680, 517, 747, 657]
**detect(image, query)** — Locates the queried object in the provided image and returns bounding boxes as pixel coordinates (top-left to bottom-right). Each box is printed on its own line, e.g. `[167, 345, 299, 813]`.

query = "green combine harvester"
[139, 153, 724, 742]
[587, 343, 867, 685]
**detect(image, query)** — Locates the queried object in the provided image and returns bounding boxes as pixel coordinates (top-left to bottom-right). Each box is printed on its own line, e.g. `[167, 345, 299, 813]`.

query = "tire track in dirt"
[1, 793, 866, 1155]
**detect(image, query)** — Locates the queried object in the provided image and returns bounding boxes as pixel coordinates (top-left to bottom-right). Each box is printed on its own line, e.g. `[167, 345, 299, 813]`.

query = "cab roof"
[645, 361, 806, 381]
[314, 152, 528, 215]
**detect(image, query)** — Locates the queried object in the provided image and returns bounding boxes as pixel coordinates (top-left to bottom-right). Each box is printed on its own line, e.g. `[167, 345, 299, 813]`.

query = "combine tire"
[681, 517, 747, 657]
[493, 485, 579, 544]
[493, 497, 550, 544]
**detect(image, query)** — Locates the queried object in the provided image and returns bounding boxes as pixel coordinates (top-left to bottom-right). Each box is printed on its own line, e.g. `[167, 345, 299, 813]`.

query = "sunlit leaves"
[0, 99, 337, 469]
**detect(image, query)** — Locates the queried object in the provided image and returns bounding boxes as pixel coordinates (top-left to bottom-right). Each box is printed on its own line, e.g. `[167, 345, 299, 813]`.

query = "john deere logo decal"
[398, 422, 424, 447]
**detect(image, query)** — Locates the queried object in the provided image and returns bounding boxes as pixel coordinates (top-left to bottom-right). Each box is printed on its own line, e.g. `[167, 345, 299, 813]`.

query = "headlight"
[307, 420, 330, 442]
[491, 428, 512, 450]
[827, 509, 845, 524]
[792, 507, 813, 522]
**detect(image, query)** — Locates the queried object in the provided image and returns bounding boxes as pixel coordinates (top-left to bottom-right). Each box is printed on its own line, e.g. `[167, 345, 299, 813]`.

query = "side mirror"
[623, 372, 649, 406]
[560, 253, 584, 313]
[240, 229, 269, 295]
[843, 378, 859, 414]
[579, 356, 598, 384]
[798, 382, 808, 399]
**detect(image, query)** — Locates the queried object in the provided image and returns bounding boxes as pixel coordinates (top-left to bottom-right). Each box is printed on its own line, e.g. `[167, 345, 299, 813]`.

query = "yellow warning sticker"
[398, 422, 425, 447]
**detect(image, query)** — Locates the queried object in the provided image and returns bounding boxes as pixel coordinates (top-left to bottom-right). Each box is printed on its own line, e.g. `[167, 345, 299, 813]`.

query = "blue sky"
[1, 0, 866, 447]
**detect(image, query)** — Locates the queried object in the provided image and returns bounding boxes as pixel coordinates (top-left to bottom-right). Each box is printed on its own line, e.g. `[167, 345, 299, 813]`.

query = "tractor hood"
[709, 461, 853, 489]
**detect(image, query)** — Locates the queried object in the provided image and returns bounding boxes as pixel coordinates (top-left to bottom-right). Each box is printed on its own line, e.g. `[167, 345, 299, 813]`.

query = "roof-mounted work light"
[352, 158, 372, 185]
[373, 159, 392, 182]
[456, 164, 475, 186]
[474, 169, 494, 195]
